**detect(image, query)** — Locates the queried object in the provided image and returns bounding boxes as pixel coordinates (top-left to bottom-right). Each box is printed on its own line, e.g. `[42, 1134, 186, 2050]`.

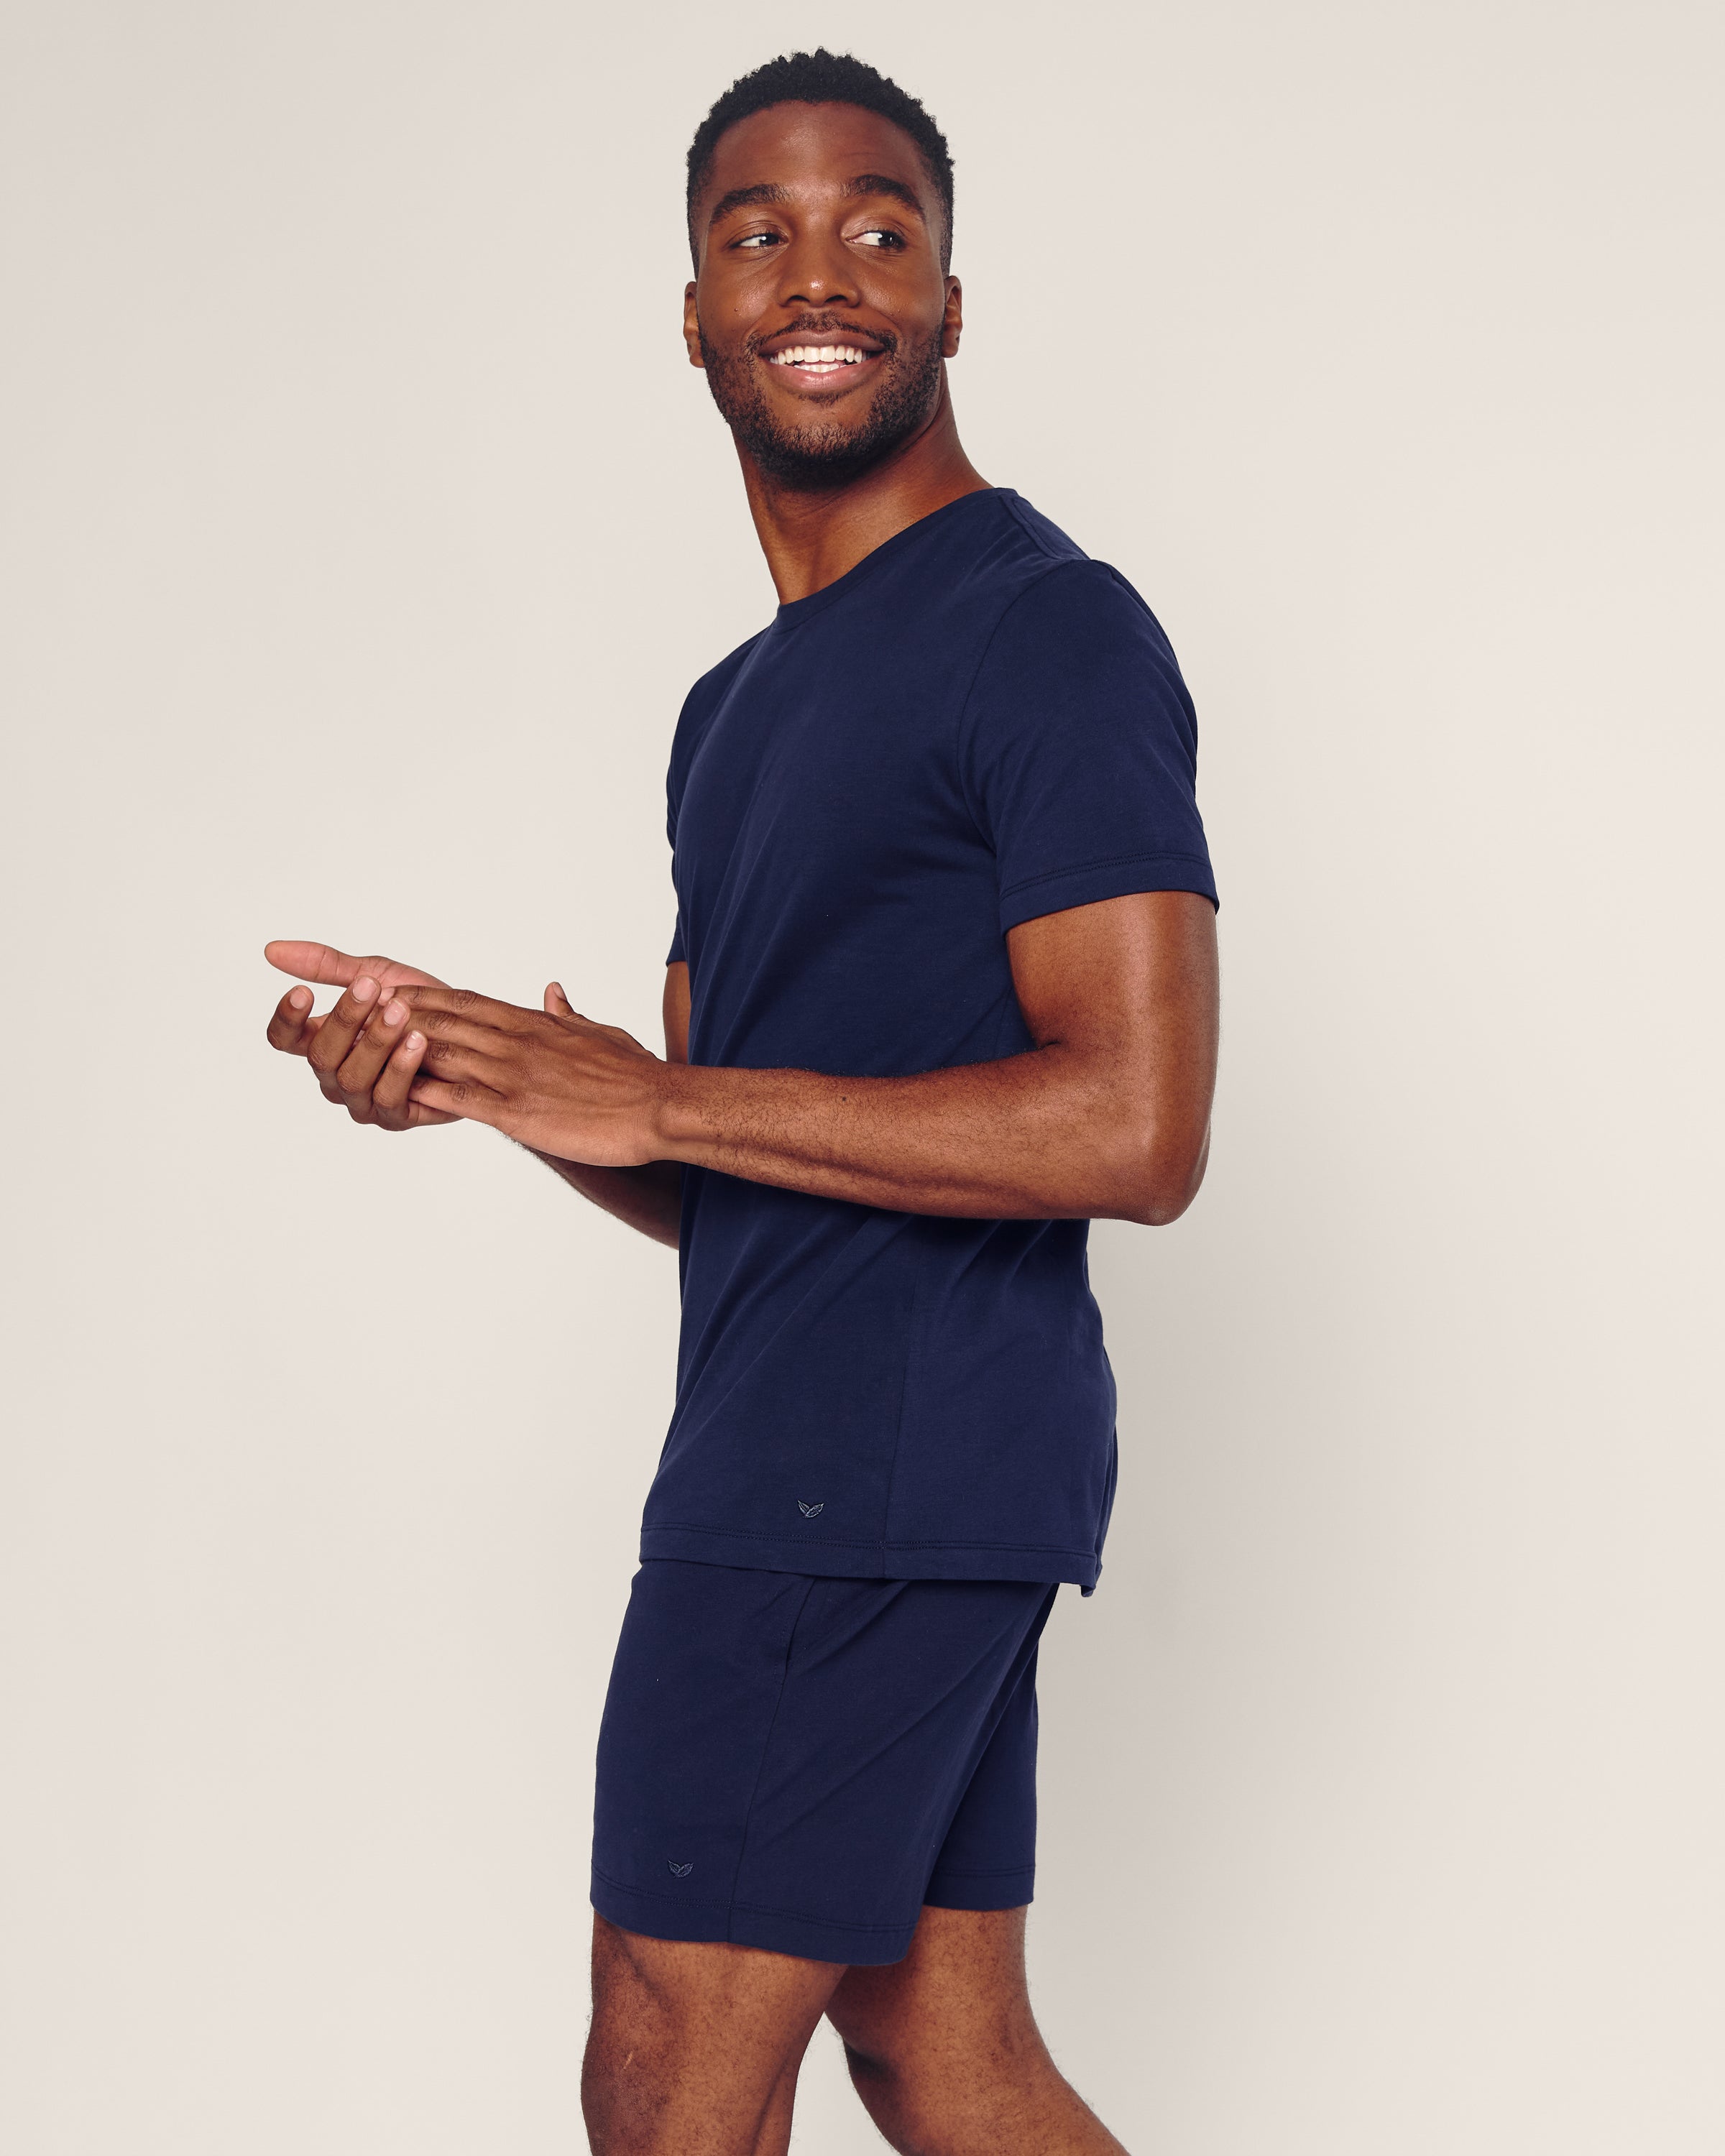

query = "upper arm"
[963, 564, 1217, 937]
[965, 564, 1219, 1215]
[663, 962, 691, 1065]
[1007, 890, 1219, 1208]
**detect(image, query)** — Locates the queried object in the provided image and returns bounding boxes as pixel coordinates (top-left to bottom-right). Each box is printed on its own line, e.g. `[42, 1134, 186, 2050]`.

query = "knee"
[840, 2041, 962, 2156]
[840, 2037, 925, 2155]
[839, 2024, 1049, 2156]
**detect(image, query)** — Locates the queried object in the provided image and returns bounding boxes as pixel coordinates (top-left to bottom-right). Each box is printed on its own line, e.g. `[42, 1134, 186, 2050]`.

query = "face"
[684, 103, 962, 488]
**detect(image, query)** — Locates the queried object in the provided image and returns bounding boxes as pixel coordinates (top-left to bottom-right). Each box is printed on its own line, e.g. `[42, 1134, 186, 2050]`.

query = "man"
[264, 48, 1218, 2155]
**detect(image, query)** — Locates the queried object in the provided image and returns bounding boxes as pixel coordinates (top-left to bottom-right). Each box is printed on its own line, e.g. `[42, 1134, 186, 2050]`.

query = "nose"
[775, 228, 860, 311]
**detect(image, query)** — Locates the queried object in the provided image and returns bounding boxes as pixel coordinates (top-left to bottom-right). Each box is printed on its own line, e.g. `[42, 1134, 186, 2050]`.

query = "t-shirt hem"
[998, 850, 1219, 932]
[639, 1521, 1101, 1590]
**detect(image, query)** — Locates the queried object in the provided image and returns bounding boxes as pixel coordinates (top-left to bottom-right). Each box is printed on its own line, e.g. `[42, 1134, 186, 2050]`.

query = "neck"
[737, 372, 989, 605]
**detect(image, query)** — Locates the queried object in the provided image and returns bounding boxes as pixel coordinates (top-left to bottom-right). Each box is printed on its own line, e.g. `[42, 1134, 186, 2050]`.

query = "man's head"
[683, 52, 962, 490]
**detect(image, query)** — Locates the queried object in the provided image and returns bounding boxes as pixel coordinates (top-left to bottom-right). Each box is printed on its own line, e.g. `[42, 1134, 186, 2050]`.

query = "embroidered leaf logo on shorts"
[668, 1860, 694, 1877]
[798, 1500, 824, 1518]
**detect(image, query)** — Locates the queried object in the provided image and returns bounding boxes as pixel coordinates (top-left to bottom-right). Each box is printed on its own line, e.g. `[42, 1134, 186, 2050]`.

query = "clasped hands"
[264, 939, 671, 1166]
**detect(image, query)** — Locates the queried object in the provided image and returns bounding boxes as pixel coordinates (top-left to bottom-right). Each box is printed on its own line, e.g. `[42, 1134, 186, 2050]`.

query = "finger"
[407, 1073, 507, 1127]
[331, 994, 414, 1120]
[264, 939, 364, 987]
[304, 972, 382, 1096]
[266, 984, 318, 1054]
[395, 984, 530, 1031]
[403, 1005, 522, 1061]
[371, 1029, 456, 1130]
[266, 940, 451, 993]
[414, 1035, 510, 1089]
[544, 979, 593, 1022]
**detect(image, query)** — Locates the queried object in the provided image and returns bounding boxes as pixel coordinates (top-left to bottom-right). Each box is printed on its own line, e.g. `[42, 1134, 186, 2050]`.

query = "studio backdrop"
[2, 2, 1721, 2151]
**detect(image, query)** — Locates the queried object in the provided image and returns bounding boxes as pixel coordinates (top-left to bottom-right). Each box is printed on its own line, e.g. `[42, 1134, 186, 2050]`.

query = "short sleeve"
[960, 561, 1217, 932]
[666, 742, 685, 965]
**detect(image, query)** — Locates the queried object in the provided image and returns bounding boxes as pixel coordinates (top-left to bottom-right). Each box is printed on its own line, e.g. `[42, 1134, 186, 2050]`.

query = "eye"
[732, 230, 783, 250]
[854, 227, 906, 249]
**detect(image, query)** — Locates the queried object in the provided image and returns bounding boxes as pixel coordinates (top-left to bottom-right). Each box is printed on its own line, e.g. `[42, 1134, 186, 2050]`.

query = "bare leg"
[582, 1914, 843, 2156]
[827, 1905, 1128, 2154]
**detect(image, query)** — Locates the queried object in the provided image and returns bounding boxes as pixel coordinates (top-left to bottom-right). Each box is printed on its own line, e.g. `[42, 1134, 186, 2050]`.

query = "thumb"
[544, 980, 578, 1018]
[267, 939, 360, 986]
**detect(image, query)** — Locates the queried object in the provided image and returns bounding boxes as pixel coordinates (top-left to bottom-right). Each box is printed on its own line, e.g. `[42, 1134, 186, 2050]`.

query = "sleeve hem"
[999, 852, 1218, 933]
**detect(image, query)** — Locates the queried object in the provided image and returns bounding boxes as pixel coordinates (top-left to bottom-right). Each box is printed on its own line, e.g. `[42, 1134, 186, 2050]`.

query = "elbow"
[1110, 1120, 1210, 1227]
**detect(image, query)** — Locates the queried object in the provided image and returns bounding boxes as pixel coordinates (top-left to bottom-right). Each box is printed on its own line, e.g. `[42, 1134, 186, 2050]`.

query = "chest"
[673, 634, 988, 911]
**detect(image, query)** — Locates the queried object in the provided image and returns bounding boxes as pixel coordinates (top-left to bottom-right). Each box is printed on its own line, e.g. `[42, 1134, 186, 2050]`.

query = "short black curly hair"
[686, 50, 954, 272]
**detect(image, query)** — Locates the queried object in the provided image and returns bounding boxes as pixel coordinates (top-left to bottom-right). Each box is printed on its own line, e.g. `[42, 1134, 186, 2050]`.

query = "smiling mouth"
[763, 341, 883, 382]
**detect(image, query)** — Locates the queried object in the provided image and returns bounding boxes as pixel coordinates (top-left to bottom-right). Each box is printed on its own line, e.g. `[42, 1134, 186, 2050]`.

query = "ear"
[684, 282, 704, 370]
[941, 276, 964, 360]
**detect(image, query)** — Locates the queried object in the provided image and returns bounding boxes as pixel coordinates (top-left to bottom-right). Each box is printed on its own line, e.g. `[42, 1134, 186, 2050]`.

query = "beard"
[699, 315, 946, 489]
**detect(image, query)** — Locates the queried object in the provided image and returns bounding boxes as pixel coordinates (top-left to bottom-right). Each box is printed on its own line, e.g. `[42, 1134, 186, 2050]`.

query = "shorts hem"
[924, 1863, 1036, 1912]
[592, 1868, 917, 1967]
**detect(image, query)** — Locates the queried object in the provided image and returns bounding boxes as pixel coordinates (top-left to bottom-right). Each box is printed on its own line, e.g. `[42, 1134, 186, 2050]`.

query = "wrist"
[645, 1059, 709, 1161]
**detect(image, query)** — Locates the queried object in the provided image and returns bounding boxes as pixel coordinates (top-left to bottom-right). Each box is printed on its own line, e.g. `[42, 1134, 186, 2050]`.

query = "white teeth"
[768, 344, 870, 366]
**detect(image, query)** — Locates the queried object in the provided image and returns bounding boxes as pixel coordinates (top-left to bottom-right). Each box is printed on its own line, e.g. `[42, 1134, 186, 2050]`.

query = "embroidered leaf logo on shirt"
[668, 1860, 694, 1877]
[798, 1501, 824, 1518]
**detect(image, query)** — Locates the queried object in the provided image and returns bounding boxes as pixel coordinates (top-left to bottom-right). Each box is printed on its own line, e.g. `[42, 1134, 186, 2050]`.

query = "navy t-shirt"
[640, 489, 1215, 1592]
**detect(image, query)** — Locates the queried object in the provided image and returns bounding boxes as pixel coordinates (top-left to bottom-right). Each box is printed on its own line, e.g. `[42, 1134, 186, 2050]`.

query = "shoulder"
[970, 498, 1182, 672]
[965, 543, 1194, 752]
[668, 629, 768, 793]
[680, 628, 768, 726]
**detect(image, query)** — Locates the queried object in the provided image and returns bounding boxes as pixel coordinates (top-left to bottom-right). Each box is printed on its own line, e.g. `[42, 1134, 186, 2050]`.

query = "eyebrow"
[842, 173, 928, 222]
[706, 172, 930, 231]
[707, 181, 790, 226]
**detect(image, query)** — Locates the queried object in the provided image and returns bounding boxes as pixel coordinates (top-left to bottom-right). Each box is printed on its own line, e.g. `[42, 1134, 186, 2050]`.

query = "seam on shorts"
[594, 1864, 912, 1940]
[730, 1897, 912, 1936]
[725, 1575, 818, 1943]
[592, 1861, 731, 1914]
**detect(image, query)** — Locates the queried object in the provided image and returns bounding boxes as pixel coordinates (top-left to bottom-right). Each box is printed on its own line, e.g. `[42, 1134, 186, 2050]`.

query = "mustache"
[743, 315, 899, 359]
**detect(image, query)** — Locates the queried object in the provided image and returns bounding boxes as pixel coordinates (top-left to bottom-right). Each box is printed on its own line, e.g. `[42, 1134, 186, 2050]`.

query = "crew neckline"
[771, 488, 1013, 630]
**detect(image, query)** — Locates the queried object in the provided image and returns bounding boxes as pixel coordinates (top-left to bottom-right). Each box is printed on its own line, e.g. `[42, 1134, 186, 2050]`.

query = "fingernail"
[549, 981, 566, 999]
[354, 975, 378, 1003]
[288, 987, 310, 1010]
[382, 998, 407, 1026]
[404, 1032, 425, 1051]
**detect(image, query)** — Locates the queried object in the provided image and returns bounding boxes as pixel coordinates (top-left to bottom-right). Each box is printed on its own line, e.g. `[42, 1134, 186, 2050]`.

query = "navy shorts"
[590, 1560, 1057, 1966]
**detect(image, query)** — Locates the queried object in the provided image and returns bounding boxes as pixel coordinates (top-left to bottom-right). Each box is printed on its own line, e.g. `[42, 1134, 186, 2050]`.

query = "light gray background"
[3, 1, 1721, 2150]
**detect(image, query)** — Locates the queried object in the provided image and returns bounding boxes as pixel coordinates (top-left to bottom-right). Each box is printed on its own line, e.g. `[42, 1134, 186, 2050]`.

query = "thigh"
[584, 1915, 842, 2155]
[826, 1903, 1038, 2068]
[826, 1907, 1130, 2156]
[592, 1562, 1054, 1967]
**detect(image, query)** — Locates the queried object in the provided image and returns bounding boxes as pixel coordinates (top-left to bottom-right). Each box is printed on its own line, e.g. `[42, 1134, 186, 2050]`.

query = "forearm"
[650, 1047, 1197, 1224]
[392, 899, 1217, 1225]
[525, 1149, 684, 1248]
